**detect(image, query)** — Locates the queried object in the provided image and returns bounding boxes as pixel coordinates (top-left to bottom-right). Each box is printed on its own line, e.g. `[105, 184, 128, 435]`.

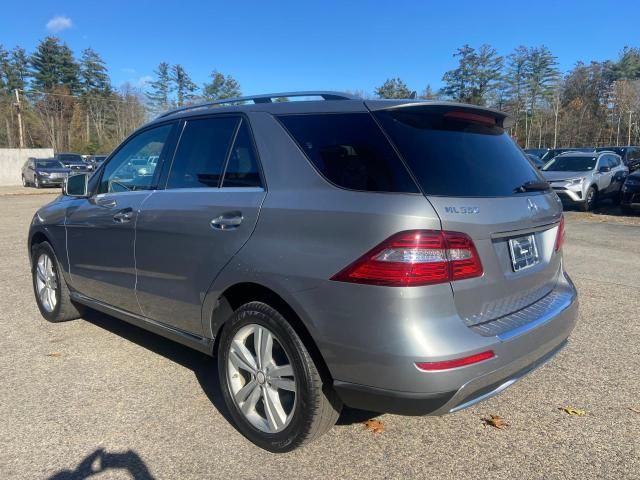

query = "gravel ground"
[1, 193, 638, 480]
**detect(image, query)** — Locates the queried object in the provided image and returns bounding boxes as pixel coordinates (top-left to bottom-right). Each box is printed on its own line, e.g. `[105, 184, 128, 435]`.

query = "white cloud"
[46, 15, 72, 33]
[134, 75, 153, 88]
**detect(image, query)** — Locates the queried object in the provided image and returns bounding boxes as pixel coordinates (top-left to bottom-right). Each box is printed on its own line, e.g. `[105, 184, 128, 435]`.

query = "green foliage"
[374, 77, 412, 99]
[611, 47, 640, 80]
[203, 70, 241, 100]
[145, 62, 172, 113]
[441, 44, 503, 105]
[30, 36, 81, 94]
[171, 64, 198, 107]
[80, 48, 110, 94]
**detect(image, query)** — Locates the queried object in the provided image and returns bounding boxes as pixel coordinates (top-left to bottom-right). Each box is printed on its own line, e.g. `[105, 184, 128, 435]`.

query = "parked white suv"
[541, 151, 628, 211]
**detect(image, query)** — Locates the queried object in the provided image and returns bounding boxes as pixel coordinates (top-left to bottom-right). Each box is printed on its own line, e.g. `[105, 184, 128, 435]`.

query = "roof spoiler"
[365, 100, 511, 128]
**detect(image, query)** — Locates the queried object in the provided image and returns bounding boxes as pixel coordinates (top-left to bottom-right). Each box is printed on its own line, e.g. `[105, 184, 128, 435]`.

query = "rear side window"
[222, 119, 262, 188]
[374, 108, 542, 197]
[277, 113, 418, 193]
[167, 117, 239, 189]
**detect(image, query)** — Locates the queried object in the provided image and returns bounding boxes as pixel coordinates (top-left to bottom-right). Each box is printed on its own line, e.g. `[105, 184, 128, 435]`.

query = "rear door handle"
[113, 208, 134, 223]
[211, 212, 243, 230]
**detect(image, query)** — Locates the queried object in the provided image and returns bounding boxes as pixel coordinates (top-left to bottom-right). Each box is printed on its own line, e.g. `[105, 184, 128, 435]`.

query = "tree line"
[1, 37, 639, 152]
[0, 36, 241, 153]
[374, 45, 640, 148]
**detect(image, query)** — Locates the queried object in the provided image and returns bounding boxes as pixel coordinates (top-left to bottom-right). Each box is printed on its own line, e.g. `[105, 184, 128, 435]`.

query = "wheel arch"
[210, 282, 334, 383]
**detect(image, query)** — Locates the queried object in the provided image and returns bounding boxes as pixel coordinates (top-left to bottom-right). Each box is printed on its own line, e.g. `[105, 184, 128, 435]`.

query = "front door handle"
[113, 208, 134, 223]
[211, 211, 243, 230]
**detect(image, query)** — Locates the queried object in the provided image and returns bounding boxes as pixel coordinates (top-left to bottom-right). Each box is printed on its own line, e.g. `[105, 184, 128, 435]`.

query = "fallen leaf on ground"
[363, 419, 384, 433]
[628, 407, 640, 414]
[481, 414, 509, 429]
[559, 406, 586, 416]
[45, 352, 61, 357]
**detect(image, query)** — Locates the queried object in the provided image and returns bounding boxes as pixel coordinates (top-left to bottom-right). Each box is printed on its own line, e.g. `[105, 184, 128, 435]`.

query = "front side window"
[167, 117, 239, 189]
[98, 124, 173, 194]
[277, 113, 418, 193]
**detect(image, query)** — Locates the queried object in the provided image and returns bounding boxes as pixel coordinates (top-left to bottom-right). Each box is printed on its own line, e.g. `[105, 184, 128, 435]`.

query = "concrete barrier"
[0, 148, 55, 186]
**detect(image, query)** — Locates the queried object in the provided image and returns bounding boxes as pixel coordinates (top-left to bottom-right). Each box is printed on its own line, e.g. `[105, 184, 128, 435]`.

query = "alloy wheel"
[35, 253, 57, 312]
[226, 324, 297, 433]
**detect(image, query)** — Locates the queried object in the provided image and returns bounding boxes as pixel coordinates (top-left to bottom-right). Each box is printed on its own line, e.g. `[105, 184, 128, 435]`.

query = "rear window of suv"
[277, 113, 418, 193]
[374, 107, 542, 197]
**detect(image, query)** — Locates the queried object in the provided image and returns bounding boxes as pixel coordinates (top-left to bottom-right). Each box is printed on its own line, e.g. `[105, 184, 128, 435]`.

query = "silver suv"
[28, 92, 578, 452]
[541, 151, 628, 211]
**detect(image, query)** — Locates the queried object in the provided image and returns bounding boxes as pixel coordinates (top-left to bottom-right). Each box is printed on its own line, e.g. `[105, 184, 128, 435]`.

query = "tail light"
[415, 350, 495, 371]
[554, 215, 565, 252]
[331, 230, 483, 287]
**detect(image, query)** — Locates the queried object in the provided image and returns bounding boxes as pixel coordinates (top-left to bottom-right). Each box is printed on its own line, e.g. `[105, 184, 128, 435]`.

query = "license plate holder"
[508, 234, 539, 272]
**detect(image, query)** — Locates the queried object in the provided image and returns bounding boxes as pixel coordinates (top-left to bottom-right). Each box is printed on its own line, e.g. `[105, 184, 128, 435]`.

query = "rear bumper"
[331, 271, 578, 415]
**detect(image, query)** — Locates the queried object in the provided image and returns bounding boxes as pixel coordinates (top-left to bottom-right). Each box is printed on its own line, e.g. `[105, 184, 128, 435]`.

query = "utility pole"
[14, 89, 25, 149]
[628, 110, 633, 146]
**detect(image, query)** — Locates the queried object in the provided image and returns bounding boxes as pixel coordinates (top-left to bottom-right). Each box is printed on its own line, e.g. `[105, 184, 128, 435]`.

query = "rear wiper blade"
[514, 180, 551, 193]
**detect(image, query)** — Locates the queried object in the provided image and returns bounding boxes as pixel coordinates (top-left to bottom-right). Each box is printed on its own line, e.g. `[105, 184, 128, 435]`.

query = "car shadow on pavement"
[48, 448, 154, 479]
[81, 309, 377, 429]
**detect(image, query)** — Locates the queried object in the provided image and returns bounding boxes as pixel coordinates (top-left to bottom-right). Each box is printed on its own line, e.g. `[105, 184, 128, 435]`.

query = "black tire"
[621, 205, 633, 215]
[612, 191, 622, 206]
[31, 241, 84, 322]
[34, 176, 41, 189]
[218, 301, 341, 452]
[22, 175, 28, 187]
[581, 186, 597, 211]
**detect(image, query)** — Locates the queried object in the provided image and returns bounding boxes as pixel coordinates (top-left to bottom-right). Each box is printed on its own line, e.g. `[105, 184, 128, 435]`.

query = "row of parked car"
[22, 152, 107, 188]
[525, 146, 640, 213]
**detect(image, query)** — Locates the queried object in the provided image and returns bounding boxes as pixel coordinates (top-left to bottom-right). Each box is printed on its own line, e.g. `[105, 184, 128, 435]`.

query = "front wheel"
[31, 241, 84, 322]
[581, 186, 597, 211]
[34, 176, 41, 189]
[218, 302, 341, 452]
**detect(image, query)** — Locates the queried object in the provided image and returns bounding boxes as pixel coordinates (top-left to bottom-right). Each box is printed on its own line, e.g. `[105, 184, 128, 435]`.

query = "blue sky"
[3, 0, 639, 96]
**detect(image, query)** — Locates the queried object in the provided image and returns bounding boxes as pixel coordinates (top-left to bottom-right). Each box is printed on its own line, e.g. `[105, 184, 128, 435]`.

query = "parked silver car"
[541, 151, 628, 211]
[28, 92, 578, 452]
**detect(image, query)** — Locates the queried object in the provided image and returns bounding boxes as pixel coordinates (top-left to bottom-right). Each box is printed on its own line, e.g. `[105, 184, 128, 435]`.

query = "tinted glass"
[542, 156, 596, 172]
[222, 120, 262, 188]
[277, 113, 418, 193]
[36, 160, 65, 169]
[167, 117, 239, 189]
[374, 108, 541, 197]
[57, 154, 83, 163]
[99, 124, 173, 193]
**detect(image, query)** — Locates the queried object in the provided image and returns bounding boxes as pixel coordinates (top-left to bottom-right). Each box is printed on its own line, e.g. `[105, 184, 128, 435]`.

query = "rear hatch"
[370, 102, 563, 327]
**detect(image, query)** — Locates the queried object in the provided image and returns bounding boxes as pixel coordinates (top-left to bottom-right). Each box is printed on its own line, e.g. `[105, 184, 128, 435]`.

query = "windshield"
[374, 108, 541, 197]
[595, 147, 624, 156]
[58, 154, 84, 163]
[542, 156, 596, 172]
[36, 160, 65, 169]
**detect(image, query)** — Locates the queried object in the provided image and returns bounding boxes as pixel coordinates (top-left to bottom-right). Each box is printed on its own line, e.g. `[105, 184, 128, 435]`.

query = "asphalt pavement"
[1, 193, 638, 479]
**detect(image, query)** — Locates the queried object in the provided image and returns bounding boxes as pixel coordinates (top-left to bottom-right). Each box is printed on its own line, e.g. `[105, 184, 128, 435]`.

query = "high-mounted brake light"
[331, 230, 483, 287]
[554, 215, 565, 252]
[444, 110, 497, 126]
[415, 350, 495, 371]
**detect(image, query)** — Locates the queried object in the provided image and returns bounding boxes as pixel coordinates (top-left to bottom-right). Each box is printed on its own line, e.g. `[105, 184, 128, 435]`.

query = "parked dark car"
[594, 147, 640, 172]
[55, 152, 92, 172]
[21, 158, 71, 188]
[86, 155, 108, 169]
[526, 153, 545, 169]
[524, 148, 549, 159]
[621, 170, 640, 214]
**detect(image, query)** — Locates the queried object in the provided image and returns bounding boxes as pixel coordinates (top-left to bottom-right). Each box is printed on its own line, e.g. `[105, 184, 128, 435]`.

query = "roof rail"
[156, 91, 359, 119]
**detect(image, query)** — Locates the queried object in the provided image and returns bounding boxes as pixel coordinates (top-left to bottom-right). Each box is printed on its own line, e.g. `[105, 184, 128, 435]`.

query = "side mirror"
[64, 173, 89, 197]
[598, 165, 611, 173]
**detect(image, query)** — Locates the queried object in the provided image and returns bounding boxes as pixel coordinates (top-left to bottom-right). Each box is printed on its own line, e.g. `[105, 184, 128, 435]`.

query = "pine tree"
[202, 70, 241, 100]
[80, 48, 110, 94]
[30, 36, 80, 93]
[441, 44, 502, 105]
[374, 78, 412, 99]
[145, 62, 172, 113]
[171, 64, 198, 107]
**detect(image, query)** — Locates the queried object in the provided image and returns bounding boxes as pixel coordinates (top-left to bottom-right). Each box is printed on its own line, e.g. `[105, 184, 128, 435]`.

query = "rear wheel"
[31, 241, 84, 322]
[22, 175, 28, 187]
[218, 301, 341, 452]
[581, 186, 597, 211]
